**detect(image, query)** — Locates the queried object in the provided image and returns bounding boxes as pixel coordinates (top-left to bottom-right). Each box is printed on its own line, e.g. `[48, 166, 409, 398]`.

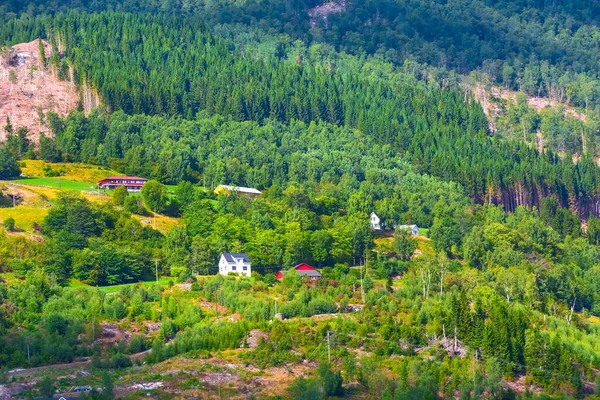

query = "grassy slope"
[20, 160, 119, 183]
[13, 177, 95, 191]
[11, 160, 119, 192]
[67, 276, 174, 293]
[374, 234, 434, 256]
[1, 161, 183, 234]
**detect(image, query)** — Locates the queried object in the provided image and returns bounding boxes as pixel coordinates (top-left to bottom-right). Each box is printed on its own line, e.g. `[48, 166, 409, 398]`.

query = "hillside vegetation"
[2, 1, 600, 399]
[2, 13, 600, 217]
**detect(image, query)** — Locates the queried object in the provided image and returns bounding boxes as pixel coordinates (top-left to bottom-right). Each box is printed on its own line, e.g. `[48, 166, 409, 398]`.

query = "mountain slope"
[0, 40, 82, 142]
[1, 12, 600, 217]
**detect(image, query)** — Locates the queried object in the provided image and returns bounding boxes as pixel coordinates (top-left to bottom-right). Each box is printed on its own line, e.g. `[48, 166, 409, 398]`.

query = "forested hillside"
[5, 0, 600, 109]
[2, 12, 600, 216]
[3, 0, 600, 398]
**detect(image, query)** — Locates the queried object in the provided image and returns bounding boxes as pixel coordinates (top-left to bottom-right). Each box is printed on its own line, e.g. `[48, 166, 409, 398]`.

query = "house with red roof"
[276, 263, 322, 281]
[98, 176, 148, 192]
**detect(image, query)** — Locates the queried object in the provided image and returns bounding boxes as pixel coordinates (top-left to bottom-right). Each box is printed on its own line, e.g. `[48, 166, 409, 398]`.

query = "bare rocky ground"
[113, 354, 319, 399]
[0, 40, 94, 143]
[471, 84, 586, 135]
[308, 0, 346, 28]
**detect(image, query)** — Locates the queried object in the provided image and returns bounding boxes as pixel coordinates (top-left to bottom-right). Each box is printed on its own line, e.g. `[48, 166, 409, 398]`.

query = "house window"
[243, 266, 247, 271]
[232, 266, 236, 271]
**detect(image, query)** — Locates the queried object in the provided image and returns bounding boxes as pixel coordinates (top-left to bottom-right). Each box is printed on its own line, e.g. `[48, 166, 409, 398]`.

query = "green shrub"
[3, 217, 15, 231]
[112, 186, 128, 206]
[111, 352, 132, 369]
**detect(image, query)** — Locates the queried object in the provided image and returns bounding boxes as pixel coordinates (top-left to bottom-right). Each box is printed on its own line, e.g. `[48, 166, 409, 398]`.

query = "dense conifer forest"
[2, 0, 600, 398]
[3, 12, 600, 214]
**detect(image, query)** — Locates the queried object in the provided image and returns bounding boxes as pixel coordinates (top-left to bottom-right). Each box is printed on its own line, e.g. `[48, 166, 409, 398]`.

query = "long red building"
[98, 176, 148, 192]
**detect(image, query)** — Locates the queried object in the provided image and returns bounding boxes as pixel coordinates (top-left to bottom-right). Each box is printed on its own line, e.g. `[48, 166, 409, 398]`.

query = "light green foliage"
[3, 217, 15, 231]
[289, 376, 322, 400]
[175, 181, 198, 209]
[0, 146, 20, 179]
[2, 4, 600, 397]
[112, 185, 128, 206]
[102, 372, 114, 399]
[393, 226, 417, 261]
[316, 362, 343, 397]
[141, 180, 168, 213]
[37, 376, 54, 398]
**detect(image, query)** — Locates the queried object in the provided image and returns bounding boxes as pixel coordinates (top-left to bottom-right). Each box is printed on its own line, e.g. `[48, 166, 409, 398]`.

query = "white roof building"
[215, 184, 262, 198]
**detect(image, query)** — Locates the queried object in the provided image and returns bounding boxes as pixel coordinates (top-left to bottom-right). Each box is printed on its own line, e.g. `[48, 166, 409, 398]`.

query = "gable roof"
[294, 263, 317, 271]
[298, 269, 322, 277]
[277, 267, 322, 279]
[397, 224, 418, 230]
[217, 184, 261, 195]
[222, 253, 250, 263]
[293, 263, 321, 277]
[101, 176, 148, 181]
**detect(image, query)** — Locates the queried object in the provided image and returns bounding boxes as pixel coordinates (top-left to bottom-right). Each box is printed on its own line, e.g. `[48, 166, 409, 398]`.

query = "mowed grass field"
[9, 160, 120, 194]
[0, 206, 49, 231]
[13, 177, 96, 191]
[0, 182, 112, 232]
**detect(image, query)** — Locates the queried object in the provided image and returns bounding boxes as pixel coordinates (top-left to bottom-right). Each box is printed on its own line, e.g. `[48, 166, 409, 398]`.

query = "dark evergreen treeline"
[41, 107, 600, 216]
[4, 0, 600, 110]
[3, 12, 599, 214]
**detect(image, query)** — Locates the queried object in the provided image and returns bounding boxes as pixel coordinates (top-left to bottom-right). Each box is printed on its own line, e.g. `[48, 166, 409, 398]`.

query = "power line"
[306, 338, 326, 362]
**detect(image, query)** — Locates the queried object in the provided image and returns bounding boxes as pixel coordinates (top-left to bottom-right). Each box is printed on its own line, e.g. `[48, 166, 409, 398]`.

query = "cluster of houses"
[218, 253, 322, 280]
[370, 212, 419, 235]
[99, 178, 418, 279]
[98, 176, 263, 198]
[98, 181, 414, 237]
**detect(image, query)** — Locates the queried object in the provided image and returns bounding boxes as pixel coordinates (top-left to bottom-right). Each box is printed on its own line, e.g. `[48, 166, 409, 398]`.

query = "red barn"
[276, 263, 322, 281]
[98, 176, 148, 192]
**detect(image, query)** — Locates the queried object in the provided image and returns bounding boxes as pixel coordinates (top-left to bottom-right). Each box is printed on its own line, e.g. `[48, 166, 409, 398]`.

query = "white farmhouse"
[218, 253, 251, 277]
[370, 212, 382, 231]
[397, 224, 419, 236]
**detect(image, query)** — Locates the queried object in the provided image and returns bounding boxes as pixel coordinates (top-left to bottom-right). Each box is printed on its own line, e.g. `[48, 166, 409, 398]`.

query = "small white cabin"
[370, 212, 382, 231]
[396, 224, 419, 236]
[218, 253, 251, 277]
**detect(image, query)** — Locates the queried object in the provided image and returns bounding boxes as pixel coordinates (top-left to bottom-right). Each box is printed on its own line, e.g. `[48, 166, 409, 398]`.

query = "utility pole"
[152, 258, 160, 284]
[333, 332, 336, 363]
[360, 265, 364, 304]
[215, 288, 219, 321]
[454, 325, 457, 356]
[327, 331, 331, 363]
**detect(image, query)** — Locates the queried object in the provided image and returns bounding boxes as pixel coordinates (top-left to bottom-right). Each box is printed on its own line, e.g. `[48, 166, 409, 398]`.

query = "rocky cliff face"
[0, 40, 94, 143]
